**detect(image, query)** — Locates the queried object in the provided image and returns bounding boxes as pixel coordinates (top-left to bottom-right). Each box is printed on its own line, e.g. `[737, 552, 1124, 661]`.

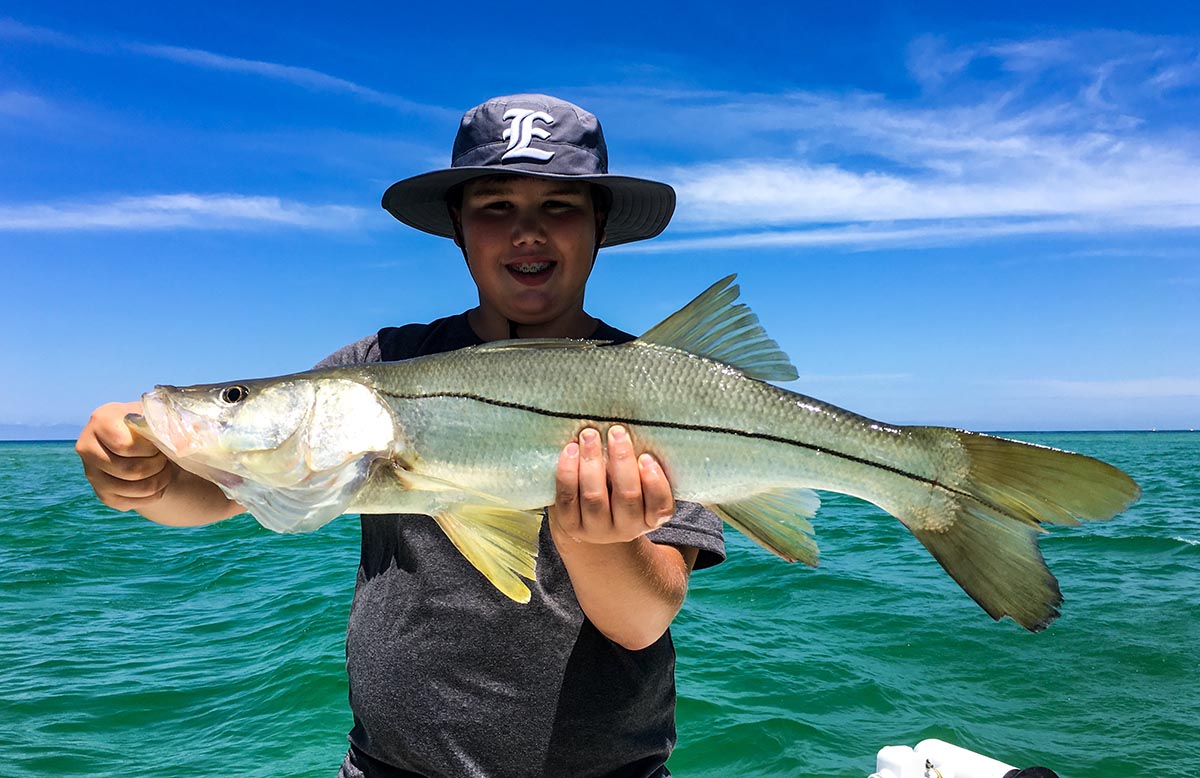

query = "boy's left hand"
[551, 425, 675, 544]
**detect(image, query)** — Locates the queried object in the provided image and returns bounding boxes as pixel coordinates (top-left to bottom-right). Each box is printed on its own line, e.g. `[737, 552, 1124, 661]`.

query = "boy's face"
[456, 176, 604, 328]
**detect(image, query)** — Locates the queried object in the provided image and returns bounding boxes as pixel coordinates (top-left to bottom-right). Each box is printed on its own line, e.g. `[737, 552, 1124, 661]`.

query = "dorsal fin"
[638, 275, 799, 382]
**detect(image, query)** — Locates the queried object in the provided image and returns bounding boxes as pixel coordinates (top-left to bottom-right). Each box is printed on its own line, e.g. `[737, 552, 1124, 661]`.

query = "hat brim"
[381, 167, 675, 248]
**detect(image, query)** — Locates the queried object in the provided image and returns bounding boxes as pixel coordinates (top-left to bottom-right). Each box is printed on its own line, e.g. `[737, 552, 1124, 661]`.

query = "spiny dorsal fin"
[639, 275, 799, 382]
[709, 488, 821, 566]
[432, 504, 543, 603]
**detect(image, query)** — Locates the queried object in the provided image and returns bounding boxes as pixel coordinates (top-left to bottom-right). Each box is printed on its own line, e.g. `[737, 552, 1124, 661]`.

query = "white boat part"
[869, 738, 1018, 778]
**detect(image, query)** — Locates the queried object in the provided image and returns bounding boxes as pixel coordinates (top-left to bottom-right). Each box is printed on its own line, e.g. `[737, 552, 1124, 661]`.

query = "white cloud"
[9, 19, 1200, 252]
[593, 31, 1200, 251]
[1, 17, 454, 119]
[0, 17, 86, 48]
[0, 89, 53, 119]
[623, 214, 1200, 254]
[0, 193, 365, 231]
[125, 44, 453, 119]
[663, 152, 1200, 230]
[1146, 56, 1200, 93]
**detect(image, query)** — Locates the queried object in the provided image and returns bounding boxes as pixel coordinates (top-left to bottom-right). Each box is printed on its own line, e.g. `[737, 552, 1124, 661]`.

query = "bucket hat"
[381, 94, 675, 247]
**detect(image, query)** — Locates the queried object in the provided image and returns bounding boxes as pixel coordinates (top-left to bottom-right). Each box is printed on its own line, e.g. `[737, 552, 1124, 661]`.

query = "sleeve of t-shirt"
[647, 500, 725, 570]
[314, 333, 381, 369]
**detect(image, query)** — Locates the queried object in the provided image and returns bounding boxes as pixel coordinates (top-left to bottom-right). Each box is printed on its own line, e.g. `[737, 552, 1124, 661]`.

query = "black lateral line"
[376, 388, 991, 507]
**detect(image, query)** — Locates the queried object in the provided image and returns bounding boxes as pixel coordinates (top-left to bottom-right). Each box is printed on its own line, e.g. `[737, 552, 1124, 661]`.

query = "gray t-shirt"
[325, 313, 726, 778]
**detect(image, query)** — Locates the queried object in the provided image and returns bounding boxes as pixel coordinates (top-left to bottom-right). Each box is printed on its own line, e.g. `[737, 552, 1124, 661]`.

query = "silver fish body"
[129, 276, 1140, 630]
[350, 341, 945, 520]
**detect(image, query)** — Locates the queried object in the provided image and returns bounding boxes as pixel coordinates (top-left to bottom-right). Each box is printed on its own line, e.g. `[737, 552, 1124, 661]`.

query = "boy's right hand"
[76, 401, 175, 512]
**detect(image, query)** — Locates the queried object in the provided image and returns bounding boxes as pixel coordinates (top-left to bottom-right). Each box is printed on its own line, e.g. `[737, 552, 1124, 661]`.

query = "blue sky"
[2, 2, 1197, 437]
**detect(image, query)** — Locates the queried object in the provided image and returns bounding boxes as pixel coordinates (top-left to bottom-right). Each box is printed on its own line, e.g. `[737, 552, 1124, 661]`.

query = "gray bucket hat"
[381, 94, 676, 247]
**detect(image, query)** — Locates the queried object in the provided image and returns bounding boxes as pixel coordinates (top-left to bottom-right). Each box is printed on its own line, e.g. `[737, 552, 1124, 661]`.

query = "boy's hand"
[551, 425, 675, 544]
[76, 401, 175, 512]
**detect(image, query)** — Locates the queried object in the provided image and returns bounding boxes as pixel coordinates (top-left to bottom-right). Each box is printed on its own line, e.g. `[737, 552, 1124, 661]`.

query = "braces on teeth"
[513, 262, 552, 273]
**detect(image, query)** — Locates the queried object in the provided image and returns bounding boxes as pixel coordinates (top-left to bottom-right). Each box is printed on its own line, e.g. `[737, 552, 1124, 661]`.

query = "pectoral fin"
[349, 460, 515, 515]
[432, 504, 543, 603]
[710, 488, 821, 566]
[394, 468, 509, 504]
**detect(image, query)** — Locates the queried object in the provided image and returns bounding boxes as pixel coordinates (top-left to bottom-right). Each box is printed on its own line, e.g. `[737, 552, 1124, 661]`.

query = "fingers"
[553, 440, 583, 537]
[85, 463, 175, 511]
[637, 453, 675, 529]
[76, 401, 174, 511]
[606, 425, 653, 530]
[551, 425, 675, 544]
[605, 425, 674, 531]
[577, 427, 613, 529]
[90, 402, 158, 455]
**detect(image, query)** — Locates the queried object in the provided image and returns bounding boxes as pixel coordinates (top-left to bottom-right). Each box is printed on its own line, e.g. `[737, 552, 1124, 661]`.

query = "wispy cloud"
[624, 215, 1199, 254]
[667, 151, 1200, 228]
[9, 18, 1200, 252]
[0, 193, 365, 231]
[0, 17, 86, 48]
[595, 31, 1200, 251]
[0, 17, 453, 119]
[0, 89, 53, 120]
[126, 44, 453, 118]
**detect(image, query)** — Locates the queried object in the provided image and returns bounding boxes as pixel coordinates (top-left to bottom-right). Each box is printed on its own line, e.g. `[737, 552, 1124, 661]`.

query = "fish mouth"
[125, 412, 151, 436]
[128, 406, 245, 493]
[138, 387, 214, 458]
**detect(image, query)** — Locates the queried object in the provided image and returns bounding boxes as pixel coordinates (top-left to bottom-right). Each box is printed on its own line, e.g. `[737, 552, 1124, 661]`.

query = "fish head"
[128, 375, 397, 492]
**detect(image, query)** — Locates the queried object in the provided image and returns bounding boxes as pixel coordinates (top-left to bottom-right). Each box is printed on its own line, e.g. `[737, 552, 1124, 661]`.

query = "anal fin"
[433, 504, 543, 603]
[710, 488, 821, 566]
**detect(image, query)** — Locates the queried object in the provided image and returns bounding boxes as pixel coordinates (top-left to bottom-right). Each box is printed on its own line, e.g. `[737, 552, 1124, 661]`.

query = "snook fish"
[127, 276, 1140, 631]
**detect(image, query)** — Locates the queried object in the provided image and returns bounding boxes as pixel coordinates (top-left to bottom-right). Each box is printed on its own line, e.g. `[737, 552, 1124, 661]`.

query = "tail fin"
[902, 429, 1140, 631]
[952, 431, 1140, 526]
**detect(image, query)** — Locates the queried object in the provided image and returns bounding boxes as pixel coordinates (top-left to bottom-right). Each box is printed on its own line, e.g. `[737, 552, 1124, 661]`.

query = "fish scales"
[342, 341, 948, 514]
[128, 276, 1141, 630]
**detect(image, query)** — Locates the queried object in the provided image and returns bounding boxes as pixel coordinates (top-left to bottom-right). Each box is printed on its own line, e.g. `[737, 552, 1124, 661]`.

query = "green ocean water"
[1, 432, 1197, 777]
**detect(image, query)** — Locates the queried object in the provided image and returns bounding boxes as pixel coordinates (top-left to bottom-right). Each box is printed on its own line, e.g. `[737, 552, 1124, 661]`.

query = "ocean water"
[1, 432, 1196, 777]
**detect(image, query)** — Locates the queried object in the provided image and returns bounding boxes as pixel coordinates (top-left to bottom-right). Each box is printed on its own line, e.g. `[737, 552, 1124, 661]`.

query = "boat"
[869, 738, 1060, 778]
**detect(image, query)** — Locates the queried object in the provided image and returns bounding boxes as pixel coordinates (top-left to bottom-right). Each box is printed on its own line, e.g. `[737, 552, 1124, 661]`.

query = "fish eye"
[220, 385, 250, 404]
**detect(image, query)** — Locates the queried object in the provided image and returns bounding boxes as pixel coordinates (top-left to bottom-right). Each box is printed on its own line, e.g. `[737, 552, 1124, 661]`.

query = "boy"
[76, 94, 725, 777]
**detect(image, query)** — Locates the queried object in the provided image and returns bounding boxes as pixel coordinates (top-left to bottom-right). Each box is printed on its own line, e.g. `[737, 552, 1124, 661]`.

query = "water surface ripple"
[2, 434, 1196, 776]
